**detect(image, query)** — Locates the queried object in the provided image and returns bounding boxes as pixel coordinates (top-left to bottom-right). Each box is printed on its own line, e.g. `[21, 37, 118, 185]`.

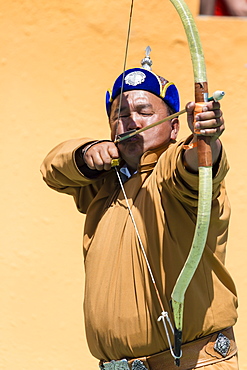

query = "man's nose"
[126, 113, 143, 130]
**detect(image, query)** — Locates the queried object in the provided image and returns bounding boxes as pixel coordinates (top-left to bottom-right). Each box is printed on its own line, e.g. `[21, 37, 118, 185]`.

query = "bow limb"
[169, 0, 212, 365]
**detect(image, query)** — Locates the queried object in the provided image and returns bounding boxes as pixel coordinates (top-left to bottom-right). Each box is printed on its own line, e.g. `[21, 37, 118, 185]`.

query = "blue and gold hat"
[105, 48, 180, 116]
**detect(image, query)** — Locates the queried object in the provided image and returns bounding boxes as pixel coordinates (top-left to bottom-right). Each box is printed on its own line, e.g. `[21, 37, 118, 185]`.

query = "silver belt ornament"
[100, 359, 148, 370]
[214, 333, 231, 357]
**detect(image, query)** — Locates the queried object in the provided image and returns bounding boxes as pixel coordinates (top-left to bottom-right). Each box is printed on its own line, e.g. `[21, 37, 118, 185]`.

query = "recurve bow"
[169, 0, 213, 365]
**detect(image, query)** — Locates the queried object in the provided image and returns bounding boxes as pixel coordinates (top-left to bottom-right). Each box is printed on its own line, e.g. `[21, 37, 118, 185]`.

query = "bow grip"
[194, 82, 212, 168]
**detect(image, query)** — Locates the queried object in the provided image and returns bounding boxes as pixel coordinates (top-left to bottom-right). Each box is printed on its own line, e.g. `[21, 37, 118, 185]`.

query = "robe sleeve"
[157, 137, 229, 208]
[40, 138, 107, 214]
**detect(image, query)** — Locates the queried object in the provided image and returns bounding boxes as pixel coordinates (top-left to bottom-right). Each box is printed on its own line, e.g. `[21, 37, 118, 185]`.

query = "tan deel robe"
[41, 137, 238, 362]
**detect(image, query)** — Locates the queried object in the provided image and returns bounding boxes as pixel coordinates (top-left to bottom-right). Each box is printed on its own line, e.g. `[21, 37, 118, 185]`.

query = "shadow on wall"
[199, 0, 247, 16]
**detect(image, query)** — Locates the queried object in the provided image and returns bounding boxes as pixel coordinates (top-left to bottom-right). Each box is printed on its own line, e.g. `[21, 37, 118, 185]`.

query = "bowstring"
[113, 0, 166, 316]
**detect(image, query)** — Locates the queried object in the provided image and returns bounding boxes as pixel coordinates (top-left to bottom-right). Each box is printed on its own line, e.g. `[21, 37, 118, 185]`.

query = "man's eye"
[141, 112, 153, 116]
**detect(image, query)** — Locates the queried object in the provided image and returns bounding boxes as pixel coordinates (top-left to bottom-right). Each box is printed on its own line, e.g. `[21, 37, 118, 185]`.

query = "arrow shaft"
[114, 109, 186, 144]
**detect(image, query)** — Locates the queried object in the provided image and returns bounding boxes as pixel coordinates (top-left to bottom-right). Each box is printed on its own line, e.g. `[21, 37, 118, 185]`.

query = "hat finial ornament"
[141, 46, 152, 71]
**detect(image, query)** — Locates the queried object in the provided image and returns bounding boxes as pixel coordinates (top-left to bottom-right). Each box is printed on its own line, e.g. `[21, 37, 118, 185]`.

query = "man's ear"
[171, 118, 180, 140]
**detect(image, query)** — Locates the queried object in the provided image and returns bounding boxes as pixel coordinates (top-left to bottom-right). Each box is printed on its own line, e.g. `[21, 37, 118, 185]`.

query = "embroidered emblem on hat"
[124, 71, 146, 86]
[214, 333, 231, 357]
[132, 359, 148, 370]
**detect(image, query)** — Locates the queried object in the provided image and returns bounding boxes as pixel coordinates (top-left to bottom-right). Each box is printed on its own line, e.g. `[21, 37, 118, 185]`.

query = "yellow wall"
[1, 1, 246, 369]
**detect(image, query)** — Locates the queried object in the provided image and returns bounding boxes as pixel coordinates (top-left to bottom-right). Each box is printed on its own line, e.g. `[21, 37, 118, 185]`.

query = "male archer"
[41, 54, 238, 369]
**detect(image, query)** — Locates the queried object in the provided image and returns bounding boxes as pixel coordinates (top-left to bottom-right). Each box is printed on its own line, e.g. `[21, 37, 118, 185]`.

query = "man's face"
[109, 90, 179, 169]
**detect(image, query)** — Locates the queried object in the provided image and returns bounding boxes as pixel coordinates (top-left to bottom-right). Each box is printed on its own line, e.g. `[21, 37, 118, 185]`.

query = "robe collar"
[137, 139, 176, 173]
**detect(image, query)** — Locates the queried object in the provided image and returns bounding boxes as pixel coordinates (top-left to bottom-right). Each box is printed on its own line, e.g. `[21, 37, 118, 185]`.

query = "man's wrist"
[81, 140, 112, 160]
[75, 140, 113, 168]
[75, 141, 98, 167]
